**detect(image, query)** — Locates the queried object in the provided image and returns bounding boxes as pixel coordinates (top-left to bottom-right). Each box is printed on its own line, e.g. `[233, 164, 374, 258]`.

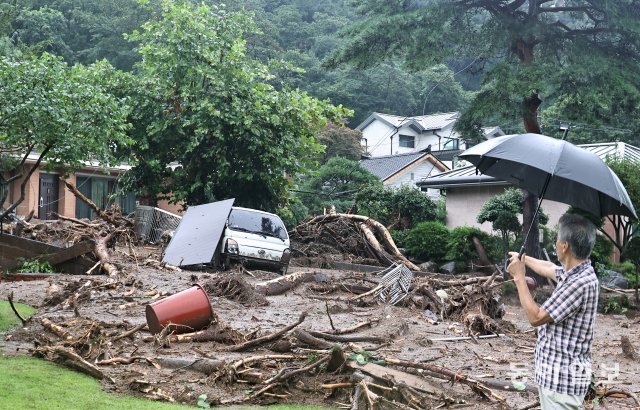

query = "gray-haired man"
[508, 213, 599, 409]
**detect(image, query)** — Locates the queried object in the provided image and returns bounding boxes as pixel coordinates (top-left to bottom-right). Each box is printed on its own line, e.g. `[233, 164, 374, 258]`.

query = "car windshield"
[227, 209, 288, 240]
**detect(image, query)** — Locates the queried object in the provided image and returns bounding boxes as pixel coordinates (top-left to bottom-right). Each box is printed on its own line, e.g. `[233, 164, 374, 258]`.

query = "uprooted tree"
[0, 52, 131, 222]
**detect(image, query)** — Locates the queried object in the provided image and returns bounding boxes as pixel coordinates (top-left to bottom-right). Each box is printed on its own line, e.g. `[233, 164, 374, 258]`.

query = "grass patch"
[0, 355, 190, 409]
[0, 300, 36, 331]
[0, 356, 333, 410]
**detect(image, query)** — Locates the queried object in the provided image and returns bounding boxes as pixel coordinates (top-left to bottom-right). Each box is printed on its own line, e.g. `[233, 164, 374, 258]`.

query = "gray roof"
[356, 112, 459, 132]
[432, 149, 463, 162]
[360, 151, 432, 181]
[418, 141, 640, 189]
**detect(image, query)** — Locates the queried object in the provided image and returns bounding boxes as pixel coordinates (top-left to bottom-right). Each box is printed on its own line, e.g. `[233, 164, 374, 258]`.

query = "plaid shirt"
[534, 260, 599, 396]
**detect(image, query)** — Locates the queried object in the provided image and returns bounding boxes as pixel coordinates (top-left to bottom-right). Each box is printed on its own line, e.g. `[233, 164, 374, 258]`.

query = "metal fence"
[134, 206, 182, 244]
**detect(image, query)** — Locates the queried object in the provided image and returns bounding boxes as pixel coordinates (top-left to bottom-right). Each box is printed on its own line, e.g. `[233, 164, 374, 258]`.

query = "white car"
[221, 207, 291, 274]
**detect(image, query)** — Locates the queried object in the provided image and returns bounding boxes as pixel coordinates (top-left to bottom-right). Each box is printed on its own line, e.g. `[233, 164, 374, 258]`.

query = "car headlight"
[226, 239, 239, 254]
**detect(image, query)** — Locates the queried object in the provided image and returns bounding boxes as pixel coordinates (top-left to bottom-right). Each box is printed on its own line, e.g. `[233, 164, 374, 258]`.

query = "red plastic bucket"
[145, 285, 213, 334]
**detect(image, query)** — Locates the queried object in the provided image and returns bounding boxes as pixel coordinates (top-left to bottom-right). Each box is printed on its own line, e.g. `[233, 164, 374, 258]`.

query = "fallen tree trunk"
[293, 328, 334, 349]
[95, 231, 120, 277]
[382, 357, 505, 401]
[155, 357, 226, 375]
[255, 271, 318, 296]
[36, 346, 113, 382]
[306, 330, 387, 344]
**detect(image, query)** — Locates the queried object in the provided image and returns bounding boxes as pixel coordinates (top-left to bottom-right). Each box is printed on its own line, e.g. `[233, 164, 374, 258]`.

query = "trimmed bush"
[447, 226, 501, 264]
[404, 221, 450, 262]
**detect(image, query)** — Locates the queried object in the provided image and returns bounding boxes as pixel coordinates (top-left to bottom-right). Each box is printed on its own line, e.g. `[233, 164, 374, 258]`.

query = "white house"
[355, 112, 505, 169]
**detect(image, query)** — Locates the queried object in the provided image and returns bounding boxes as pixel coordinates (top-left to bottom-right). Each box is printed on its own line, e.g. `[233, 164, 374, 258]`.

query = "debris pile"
[291, 213, 419, 270]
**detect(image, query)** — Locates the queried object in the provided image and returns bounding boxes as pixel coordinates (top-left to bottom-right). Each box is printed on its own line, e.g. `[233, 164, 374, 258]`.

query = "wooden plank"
[347, 361, 443, 396]
[0, 234, 61, 254]
[41, 241, 94, 266]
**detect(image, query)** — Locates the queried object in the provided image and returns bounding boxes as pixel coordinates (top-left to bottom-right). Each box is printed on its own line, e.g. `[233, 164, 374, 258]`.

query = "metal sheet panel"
[162, 199, 235, 266]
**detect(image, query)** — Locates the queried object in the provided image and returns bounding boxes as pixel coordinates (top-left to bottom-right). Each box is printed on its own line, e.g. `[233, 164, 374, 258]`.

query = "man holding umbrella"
[508, 213, 598, 409]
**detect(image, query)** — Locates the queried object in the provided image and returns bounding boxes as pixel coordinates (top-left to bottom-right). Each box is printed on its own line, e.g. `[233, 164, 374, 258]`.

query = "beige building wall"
[12, 165, 40, 217]
[58, 175, 77, 218]
[445, 185, 570, 232]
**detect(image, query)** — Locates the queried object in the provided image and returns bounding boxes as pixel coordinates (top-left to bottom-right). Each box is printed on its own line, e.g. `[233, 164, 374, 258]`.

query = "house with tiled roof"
[416, 142, 640, 240]
[356, 112, 505, 168]
[359, 149, 448, 199]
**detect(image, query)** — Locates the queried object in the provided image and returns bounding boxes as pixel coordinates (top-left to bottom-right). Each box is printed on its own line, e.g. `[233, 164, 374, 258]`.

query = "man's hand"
[507, 251, 526, 282]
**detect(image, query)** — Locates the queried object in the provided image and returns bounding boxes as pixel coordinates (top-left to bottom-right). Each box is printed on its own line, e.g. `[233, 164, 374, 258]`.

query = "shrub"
[447, 226, 501, 264]
[390, 229, 411, 249]
[590, 234, 613, 269]
[17, 259, 54, 273]
[404, 221, 450, 262]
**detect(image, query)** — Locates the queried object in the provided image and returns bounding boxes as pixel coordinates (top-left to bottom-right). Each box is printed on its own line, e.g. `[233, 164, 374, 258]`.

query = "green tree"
[125, 0, 347, 211]
[299, 157, 380, 215]
[356, 184, 437, 229]
[0, 52, 131, 221]
[477, 188, 524, 256]
[329, 0, 640, 261]
[602, 157, 640, 257]
[316, 122, 363, 163]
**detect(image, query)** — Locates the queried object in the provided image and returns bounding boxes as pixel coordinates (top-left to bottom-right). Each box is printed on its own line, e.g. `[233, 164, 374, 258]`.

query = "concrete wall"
[445, 185, 570, 232]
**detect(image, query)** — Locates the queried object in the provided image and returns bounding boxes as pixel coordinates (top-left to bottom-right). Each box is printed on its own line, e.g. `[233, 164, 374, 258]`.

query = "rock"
[600, 270, 630, 289]
[418, 261, 439, 273]
[439, 261, 456, 275]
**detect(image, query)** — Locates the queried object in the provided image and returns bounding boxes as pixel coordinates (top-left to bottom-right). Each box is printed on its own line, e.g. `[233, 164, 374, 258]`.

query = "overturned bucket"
[145, 284, 214, 334]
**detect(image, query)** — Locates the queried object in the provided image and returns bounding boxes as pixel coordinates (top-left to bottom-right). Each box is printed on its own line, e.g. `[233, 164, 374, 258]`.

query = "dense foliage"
[404, 221, 450, 262]
[298, 157, 380, 215]
[0, 52, 131, 220]
[355, 185, 438, 230]
[122, 0, 347, 210]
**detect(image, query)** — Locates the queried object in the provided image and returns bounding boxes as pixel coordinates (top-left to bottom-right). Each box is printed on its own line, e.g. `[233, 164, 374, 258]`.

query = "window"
[399, 134, 415, 148]
[443, 138, 459, 150]
[75, 176, 136, 219]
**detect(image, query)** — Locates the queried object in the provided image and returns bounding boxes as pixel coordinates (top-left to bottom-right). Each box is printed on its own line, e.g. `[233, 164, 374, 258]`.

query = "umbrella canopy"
[459, 133, 637, 219]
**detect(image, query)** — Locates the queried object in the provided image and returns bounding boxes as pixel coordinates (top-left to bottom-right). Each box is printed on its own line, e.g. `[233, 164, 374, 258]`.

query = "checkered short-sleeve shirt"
[534, 260, 599, 396]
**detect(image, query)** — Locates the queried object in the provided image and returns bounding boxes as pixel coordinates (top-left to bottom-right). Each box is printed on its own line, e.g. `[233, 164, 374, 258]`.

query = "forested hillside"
[3, 0, 639, 139]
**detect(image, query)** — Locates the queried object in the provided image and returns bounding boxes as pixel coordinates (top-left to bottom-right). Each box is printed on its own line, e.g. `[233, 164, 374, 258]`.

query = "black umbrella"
[459, 133, 637, 254]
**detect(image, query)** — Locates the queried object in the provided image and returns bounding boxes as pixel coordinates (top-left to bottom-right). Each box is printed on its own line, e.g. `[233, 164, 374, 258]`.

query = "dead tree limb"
[111, 324, 146, 342]
[95, 231, 120, 277]
[293, 328, 335, 349]
[255, 271, 318, 296]
[224, 311, 308, 352]
[382, 357, 505, 401]
[264, 354, 331, 384]
[306, 330, 387, 344]
[7, 292, 27, 326]
[155, 357, 226, 375]
[36, 346, 113, 382]
[41, 318, 73, 341]
[61, 178, 132, 226]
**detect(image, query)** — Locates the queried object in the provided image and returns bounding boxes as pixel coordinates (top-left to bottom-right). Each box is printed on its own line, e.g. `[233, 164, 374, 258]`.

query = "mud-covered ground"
[1, 247, 639, 409]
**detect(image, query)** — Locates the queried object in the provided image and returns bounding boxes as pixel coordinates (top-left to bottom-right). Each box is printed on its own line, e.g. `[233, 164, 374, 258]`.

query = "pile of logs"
[291, 213, 419, 271]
